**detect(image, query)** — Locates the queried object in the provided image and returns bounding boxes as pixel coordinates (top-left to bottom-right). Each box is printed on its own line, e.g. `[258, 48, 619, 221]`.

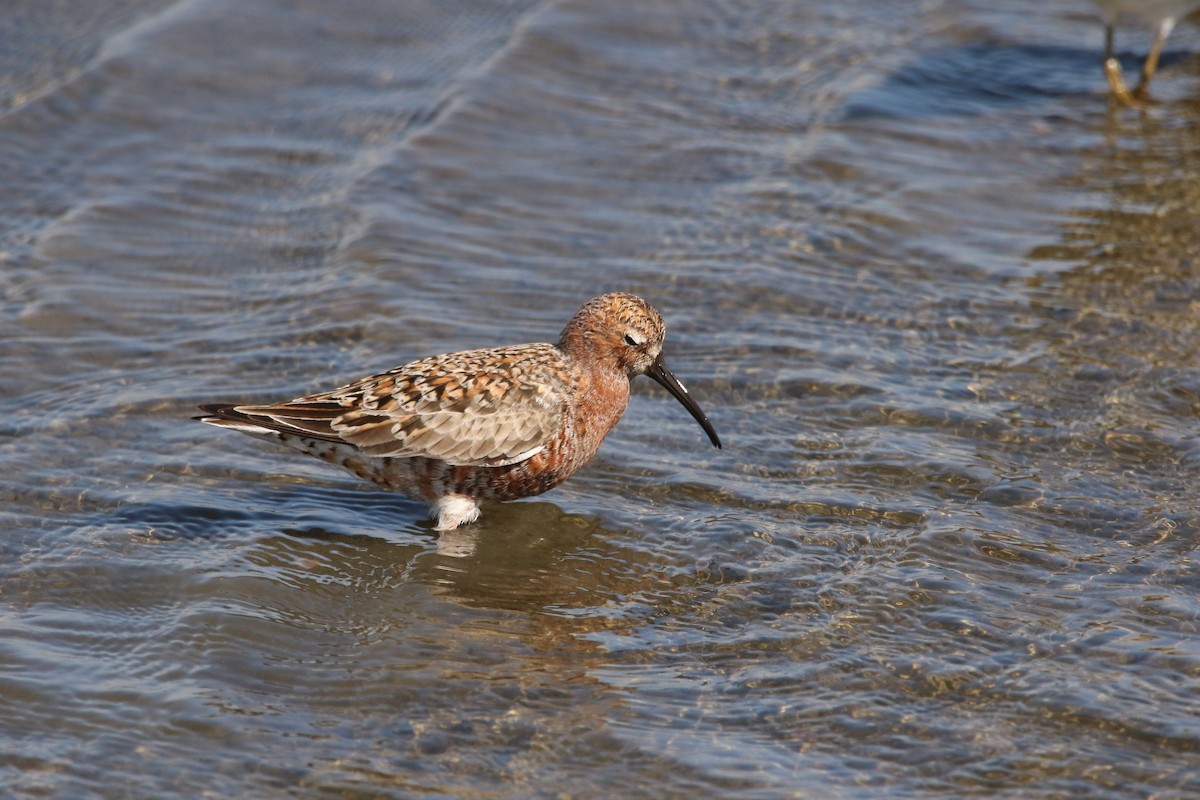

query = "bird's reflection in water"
[247, 500, 688, 618]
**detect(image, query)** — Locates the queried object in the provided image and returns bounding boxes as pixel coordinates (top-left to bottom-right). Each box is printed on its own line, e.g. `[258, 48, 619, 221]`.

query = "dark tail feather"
[195, 403, 248, 422]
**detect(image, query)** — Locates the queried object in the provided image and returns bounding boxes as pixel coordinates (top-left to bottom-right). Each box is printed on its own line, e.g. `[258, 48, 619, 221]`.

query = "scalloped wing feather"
[227, 344, 568, 467]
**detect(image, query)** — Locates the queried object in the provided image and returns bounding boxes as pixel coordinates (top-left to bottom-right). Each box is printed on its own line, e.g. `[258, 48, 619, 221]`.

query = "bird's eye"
[623, 333, 640, 347]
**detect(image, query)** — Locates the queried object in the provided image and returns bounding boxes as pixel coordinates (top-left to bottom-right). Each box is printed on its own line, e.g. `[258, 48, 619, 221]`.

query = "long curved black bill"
[646, 354, 722, 449]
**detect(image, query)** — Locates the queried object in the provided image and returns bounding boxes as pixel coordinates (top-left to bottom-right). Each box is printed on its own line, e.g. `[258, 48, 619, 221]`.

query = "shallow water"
[2, 0, 1199, 797]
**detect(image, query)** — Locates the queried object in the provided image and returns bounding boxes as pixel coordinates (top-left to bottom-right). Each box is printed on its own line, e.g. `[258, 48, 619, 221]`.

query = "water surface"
[2, 0, 1199, 797]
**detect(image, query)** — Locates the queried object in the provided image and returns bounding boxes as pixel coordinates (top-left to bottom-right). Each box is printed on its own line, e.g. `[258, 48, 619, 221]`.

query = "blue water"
[3, 0, 1199, 797]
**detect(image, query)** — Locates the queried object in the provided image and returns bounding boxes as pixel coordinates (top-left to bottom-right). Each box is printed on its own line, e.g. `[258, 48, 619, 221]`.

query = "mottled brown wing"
[229, 343, 568, 467]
